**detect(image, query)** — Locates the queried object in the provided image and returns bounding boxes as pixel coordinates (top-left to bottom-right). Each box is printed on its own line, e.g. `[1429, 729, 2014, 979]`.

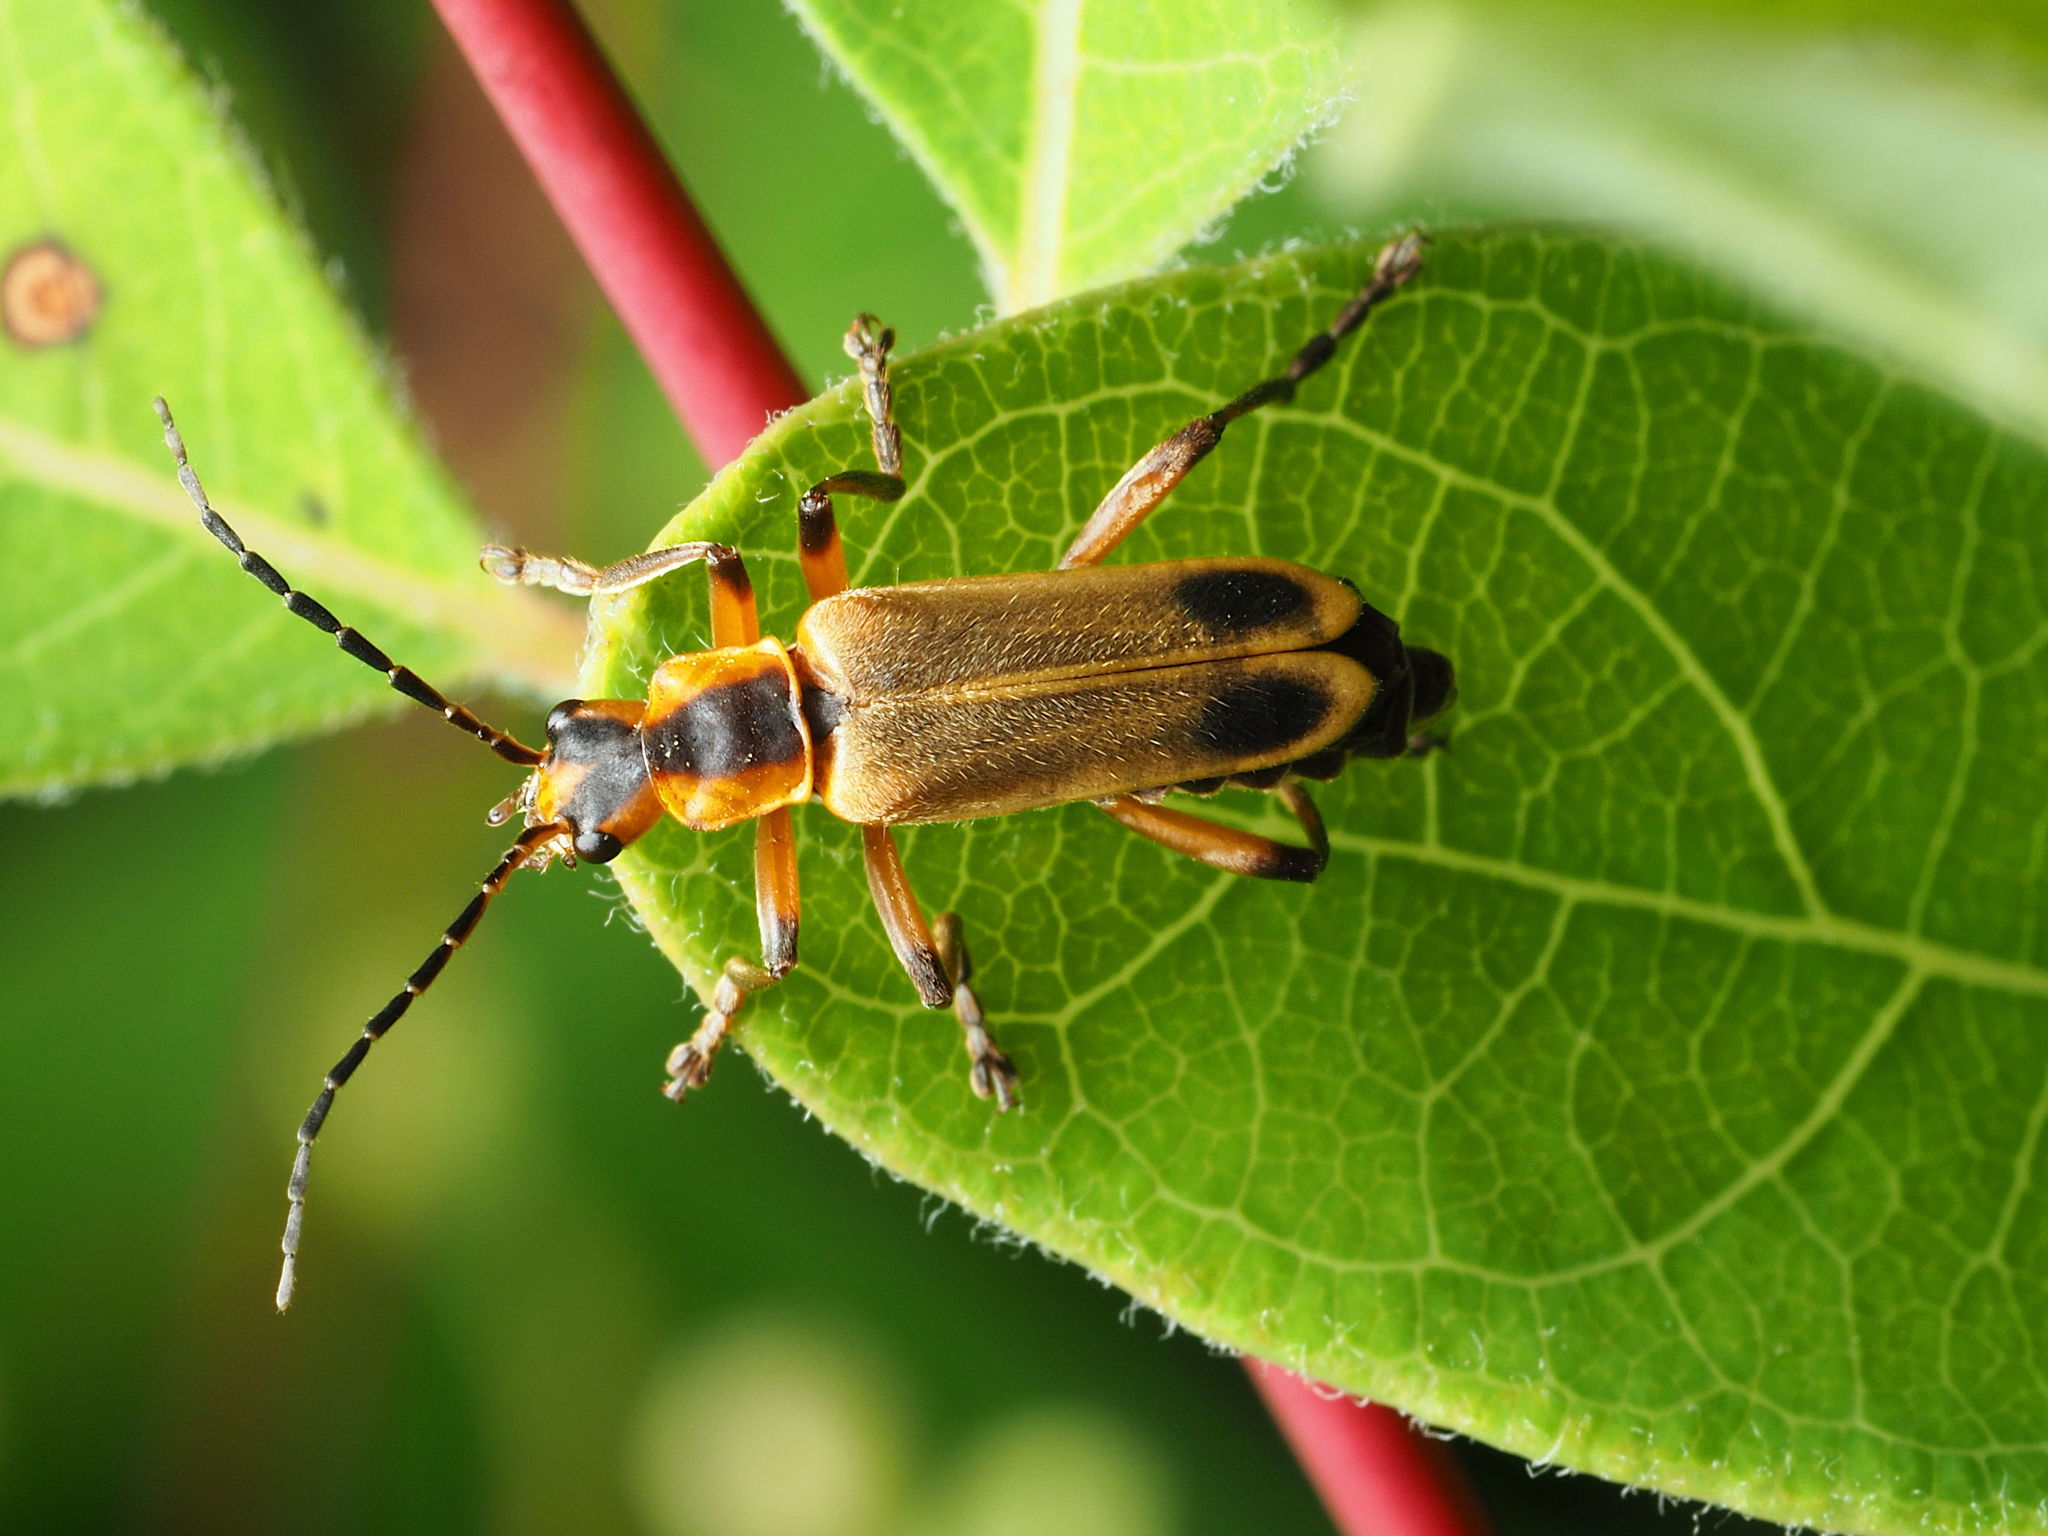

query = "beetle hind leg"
[1095, 782, 1329, 883]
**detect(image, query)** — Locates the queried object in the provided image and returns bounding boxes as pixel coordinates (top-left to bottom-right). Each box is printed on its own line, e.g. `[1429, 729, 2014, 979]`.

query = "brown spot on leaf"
[3, 240, 102, 348]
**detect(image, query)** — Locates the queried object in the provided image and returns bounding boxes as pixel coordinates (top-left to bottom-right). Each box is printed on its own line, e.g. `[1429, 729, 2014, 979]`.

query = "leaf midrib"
[1014, 0, 1084, 310]
[0, 414, 582, 696]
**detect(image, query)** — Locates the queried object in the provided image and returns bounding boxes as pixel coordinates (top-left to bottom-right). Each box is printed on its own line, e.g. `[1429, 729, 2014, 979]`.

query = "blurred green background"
[16, 0, 2036, 1530]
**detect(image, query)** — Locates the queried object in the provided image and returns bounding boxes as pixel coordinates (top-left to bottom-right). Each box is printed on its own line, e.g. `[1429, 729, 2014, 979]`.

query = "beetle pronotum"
[158, 232, 1454, 1309]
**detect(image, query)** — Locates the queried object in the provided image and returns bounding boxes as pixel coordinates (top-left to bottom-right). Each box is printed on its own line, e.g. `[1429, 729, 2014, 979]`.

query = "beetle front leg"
[1096, 782, 1329, 883]
[798, 315, 907, 600]
[663, 957, 777, 1098]
[482, 539, 761, 646]
[861, 825, 1019, 1110]
[662, 807, 800, 1098]
[1058, 232, 1424, 569]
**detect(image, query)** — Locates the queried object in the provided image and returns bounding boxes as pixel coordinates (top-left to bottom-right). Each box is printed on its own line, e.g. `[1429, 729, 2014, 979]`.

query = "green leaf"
[782, 0, 1352, 311]
[1304, 2, 2048, 447]
[0, 0, 577, 800]
[585, 230, 2048, 1535]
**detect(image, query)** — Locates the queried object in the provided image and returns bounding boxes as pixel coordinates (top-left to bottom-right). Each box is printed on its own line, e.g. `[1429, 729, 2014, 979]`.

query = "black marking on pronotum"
[1172, 566, 1314, 638]
[1193, 674, 1331, 757]
[645, 670, 805, 779]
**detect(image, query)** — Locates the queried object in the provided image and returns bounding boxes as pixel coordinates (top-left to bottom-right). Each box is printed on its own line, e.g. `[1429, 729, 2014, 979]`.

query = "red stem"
[1247, 1363, 1495, 1536]
[425, 4, 1496, 1532]
[426, 0, 810, 469]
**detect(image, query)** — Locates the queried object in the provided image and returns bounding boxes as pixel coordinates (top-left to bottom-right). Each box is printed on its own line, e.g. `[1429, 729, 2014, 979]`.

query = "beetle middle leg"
[934, 912, 1018, 1110]
[1096, 782, 1329, 883]
[798, 315, 906, 600]
[1058, 232, 1424, 569]
[862, 825, 1020, 1110]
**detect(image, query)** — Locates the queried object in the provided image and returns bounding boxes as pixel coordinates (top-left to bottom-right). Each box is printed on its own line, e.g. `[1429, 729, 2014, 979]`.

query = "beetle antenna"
[276, 822, 561, 1311]
[154, 398, 545, 768]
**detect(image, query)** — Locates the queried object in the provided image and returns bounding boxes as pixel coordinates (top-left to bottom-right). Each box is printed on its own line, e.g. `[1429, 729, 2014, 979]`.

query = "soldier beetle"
[155, 232, 1452, 1308]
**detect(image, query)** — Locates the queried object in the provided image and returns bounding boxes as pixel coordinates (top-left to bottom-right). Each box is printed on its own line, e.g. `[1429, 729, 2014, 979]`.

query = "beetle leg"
[846, 314, 904, 478]
[662, 807, 801, 1099]
[861, 825, 953, 1004]
[662, 957, 775, 1099]
[861, 826, 1019, 1109]
[481, 540, 760, 646]
[1058, 232, 1424, 569]
[1095, 782, 1329, 882]
[797, 316, 907, 600]
[799, 472, 900, 600]
[934, 912, 1020, 1111]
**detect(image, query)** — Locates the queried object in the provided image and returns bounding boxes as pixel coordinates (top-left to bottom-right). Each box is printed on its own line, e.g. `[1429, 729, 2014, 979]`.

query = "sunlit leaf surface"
[0, 0, 576, 799]
[783, 0, 1350, 310]
[586, 230, 2048, 1536]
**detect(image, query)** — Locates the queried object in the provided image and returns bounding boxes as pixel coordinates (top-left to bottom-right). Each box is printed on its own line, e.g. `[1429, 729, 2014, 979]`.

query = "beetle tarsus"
[935, 912, 1019, 1112]
[844, 313, 903, 478]
[663, 955, 781, 1099]
[663, 1023, 725, 1099]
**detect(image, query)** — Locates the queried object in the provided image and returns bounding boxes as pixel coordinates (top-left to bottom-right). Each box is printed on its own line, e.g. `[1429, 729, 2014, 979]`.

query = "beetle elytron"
[157, 233, 1453, 1309]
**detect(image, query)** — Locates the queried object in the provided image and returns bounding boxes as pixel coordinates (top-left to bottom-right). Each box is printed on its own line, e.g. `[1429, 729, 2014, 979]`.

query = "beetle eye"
[545, 700, 583, 740]
[573, 828, 624, 864]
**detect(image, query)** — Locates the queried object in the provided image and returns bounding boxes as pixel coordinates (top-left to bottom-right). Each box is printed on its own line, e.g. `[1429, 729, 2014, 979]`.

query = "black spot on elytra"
[1173, 567, 1311, 638]
[1193, 675, 1330, 758]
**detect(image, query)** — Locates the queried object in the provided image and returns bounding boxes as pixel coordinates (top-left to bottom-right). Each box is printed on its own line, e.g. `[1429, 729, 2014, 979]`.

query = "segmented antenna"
[153, 398, 544, 767]
[277, 823, 561, 1310]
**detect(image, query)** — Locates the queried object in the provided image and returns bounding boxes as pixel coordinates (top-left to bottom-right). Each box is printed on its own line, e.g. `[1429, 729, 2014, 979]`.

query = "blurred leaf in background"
[1283, 2, 2048, 445]
[783, 0, 1353, 311]
[0, 1, 577, 798]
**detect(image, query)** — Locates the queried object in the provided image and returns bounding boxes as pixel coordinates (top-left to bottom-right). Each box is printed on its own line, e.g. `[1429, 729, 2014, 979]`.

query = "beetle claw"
[964, 1020, 1019, 1112]
[663, 1028, 723, 1100]
[970, 1046, 1021, 1113]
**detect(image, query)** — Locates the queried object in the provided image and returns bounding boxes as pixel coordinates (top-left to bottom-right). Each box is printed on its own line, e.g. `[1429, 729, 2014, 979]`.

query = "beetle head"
[495, 698, 664, 863]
